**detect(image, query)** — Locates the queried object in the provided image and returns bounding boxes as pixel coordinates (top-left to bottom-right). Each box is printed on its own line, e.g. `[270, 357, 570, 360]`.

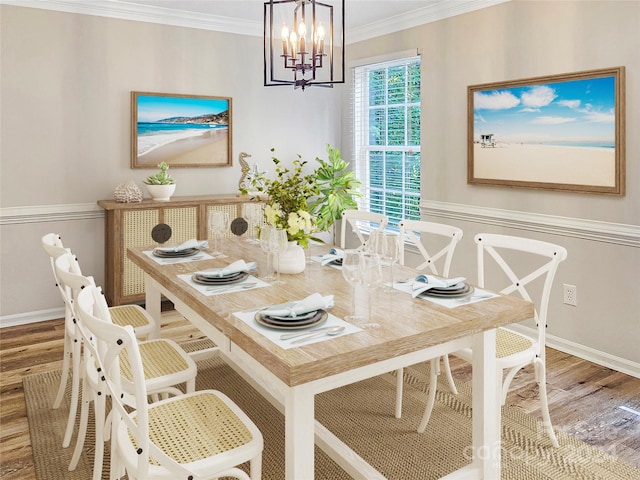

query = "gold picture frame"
[468, 67, 625, 195]
[131, 91, 232, 168]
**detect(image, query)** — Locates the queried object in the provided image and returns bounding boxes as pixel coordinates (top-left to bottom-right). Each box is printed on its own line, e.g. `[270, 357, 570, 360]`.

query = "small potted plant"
[143, 161, 176, 201]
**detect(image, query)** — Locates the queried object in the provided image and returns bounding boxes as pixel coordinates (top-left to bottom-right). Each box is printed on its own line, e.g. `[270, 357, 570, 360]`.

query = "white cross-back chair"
[430, 233, 567, 446]
[42, 233, 160, 450]
[340, 209, 388, 249]
[394, 220, 463, 423]
[76, 284, 264, 480]
[41, 233, 77, 442]
[55, 252, 198, 479]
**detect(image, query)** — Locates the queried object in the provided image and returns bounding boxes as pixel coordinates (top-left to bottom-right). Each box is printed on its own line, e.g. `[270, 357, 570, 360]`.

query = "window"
[353, 55, 421, 229]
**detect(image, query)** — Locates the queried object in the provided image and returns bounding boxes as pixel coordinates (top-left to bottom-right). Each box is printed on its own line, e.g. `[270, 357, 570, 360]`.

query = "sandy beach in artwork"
[137, 128, 229, 166]
[473, 143, 615, 187]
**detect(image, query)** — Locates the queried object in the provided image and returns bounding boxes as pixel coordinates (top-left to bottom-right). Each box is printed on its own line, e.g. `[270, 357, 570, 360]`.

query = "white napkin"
[320, 248, 345, 266]
[156, 239, 208, 253]
[195, 260, 257, 278]
[262, 293, 334, 318]
[411, 275, 467, 298]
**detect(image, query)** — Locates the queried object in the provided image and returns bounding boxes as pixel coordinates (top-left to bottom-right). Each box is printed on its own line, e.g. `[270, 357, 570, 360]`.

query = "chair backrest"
[340, 209, 389, 249]
[474, 233, 567, 353]
[75, 284, 154, 478]
[398, 220, 463, 276]
[42, 233, 71, 287]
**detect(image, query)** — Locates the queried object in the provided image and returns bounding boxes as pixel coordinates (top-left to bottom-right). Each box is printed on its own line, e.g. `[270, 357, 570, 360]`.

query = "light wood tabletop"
[128, 240, 534, 479]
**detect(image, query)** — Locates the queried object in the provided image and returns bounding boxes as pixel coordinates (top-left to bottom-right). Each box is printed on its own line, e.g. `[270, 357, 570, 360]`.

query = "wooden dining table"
[128, 240, 534, 479]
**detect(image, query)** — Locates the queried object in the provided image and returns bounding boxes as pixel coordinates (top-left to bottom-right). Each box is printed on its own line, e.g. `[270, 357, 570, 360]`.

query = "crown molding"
[2, 0, 511, 43]
[0, 0, 262, 36]
[347, 0, 511, 44]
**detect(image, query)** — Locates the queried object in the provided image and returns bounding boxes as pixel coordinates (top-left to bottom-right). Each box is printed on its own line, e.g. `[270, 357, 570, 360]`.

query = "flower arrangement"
[254, 150, 319, 247]
[240, 145, 361, 247]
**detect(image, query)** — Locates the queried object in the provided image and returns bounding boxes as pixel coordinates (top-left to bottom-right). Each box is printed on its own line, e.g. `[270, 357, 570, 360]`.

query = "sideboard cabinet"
[97, 194, 263, 305]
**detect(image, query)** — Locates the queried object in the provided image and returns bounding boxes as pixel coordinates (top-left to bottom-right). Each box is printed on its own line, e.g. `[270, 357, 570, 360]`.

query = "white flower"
[264, 203, 282, 226]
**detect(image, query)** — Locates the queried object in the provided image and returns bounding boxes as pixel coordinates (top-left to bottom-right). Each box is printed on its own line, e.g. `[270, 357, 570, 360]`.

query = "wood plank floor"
[1, 311, 639, 479]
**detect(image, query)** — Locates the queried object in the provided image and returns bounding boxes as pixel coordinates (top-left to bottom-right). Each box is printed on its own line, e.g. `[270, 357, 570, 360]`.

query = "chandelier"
[264, 0, 345, 90]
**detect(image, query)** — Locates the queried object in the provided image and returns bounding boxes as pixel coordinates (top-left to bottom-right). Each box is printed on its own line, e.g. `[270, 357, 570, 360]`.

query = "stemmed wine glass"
[341, 249, 364, 322]
[360, 253, 383, 328]
[243, 203, 262, 243]
[381, 233, 400, 294]
[271, 227, 289, 285]
[259, 226, 276, 281]
[208, 211, 229, 258]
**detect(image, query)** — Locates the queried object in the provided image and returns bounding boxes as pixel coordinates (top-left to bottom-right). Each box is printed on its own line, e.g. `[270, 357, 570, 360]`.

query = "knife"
[280, 326, 334, 341]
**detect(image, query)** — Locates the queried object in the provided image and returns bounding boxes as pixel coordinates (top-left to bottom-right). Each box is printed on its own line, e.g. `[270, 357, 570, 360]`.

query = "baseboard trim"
[508, 323, 640, 379]
[0, 307, 66, 329]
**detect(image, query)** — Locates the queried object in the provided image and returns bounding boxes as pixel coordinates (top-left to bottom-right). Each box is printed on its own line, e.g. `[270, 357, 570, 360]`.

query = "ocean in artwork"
[137, 122, 227, 157]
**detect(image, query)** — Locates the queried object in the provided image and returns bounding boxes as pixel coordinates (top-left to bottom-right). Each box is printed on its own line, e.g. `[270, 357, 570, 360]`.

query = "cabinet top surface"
[98, 194, 264, 210]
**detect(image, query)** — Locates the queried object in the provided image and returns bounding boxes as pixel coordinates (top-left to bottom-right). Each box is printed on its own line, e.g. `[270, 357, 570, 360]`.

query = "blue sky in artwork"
[137, 95, 228, 122]
[473, 76, 615, 146]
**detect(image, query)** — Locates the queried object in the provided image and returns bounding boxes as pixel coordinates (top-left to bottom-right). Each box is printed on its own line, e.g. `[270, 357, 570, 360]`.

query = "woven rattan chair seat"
[110, 305, 153, 330]
[119, 339, 191, 382]
[496, 328, 533, 359]
[136, 391, 256, 466]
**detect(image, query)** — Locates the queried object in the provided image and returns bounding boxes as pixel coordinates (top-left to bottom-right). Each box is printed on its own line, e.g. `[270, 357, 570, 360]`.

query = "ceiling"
[9, 0, 509, 43]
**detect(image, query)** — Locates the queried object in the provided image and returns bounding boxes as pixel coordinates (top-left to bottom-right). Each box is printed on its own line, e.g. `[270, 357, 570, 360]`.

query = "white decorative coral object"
[114, 181, 143, 203]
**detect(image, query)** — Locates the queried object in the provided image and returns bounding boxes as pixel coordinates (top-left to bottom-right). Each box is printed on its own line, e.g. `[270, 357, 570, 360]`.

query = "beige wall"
[1, 1, 639, 371]
[0, 4, 341, 316]
[342, 0, 640, 370]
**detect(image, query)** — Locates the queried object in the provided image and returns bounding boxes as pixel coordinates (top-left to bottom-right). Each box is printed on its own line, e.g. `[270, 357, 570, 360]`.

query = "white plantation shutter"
[352, 55, 421, 229]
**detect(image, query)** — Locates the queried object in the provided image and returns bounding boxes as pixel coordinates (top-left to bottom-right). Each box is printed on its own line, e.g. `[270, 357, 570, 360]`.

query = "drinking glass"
[360, 253, 383, 328]
[243, 203, 262, 243]
[208, 211, 229, 258]
[259, 226, 276, 281]
[381, 233, 400, 293]
[341, 249, 364, 322]
[271, 228, 289, 285]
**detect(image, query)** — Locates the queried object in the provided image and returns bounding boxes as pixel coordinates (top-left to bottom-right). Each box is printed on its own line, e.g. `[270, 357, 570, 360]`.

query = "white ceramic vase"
[276, 241, 306, 274]
[145, 184, 176, 201]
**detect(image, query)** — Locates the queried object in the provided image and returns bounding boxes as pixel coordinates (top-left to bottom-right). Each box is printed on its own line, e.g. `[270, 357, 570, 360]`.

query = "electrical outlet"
[563, 284, 577, 306]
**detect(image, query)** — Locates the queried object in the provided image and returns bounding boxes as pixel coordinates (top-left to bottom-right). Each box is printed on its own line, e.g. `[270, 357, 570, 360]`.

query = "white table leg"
[144, 274, 162, 337]
[285, 385, 314, 480]
[472, 328, 500, 479]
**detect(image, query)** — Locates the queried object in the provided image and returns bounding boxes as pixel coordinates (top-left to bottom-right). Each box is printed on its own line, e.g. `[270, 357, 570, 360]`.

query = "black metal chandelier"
[264, 0, 345, 90]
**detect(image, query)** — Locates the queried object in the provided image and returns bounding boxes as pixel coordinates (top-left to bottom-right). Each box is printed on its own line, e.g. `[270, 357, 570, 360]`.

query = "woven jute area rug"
[24, 341, 639, 480]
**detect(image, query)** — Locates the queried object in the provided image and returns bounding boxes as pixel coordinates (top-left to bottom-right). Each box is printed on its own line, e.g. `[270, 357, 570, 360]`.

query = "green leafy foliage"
[310, 144, 362, 232]
[143, 161, 175, 185]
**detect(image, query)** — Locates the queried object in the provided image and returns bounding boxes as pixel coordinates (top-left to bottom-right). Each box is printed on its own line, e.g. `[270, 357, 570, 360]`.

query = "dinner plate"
[263, 310, 318, 322]
[255, 309, 328, 330]
[152, 247, 200, 258]
[421, 284, 474, 298]
[192, 271, 249, 286]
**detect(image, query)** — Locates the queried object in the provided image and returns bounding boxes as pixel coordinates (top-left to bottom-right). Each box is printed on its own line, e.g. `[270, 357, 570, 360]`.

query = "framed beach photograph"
[468, 67, 625, 195]
[131, 92, 232, 168]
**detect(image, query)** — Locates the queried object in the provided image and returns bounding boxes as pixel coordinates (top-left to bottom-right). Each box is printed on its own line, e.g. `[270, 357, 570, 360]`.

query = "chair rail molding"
[0, 203, 104, 225]
[421, 200, 640, 248]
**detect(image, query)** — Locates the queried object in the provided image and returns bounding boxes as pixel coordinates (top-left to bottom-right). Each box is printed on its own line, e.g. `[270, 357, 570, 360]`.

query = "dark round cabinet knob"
[151, 223, 172, 244]
[230, 217, 248, 236]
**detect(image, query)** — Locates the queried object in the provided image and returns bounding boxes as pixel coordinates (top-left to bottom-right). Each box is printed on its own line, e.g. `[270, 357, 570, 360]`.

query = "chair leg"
[394, 368, 404, 419]
[534, 358, 559, 447]
[69, 376, 91, 471]
[442, 355, 458, 395]
[250, 452, 263, 480]
[92, 392, 107, 480]
[62, 335, 82, 448]
[53, 333, 72, 409]
[417, 358, 438, 433]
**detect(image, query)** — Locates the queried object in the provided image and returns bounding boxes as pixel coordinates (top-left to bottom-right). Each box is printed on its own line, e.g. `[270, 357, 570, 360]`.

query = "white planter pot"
[276, 241, 306, 274]
[145, 184, 176, 201]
